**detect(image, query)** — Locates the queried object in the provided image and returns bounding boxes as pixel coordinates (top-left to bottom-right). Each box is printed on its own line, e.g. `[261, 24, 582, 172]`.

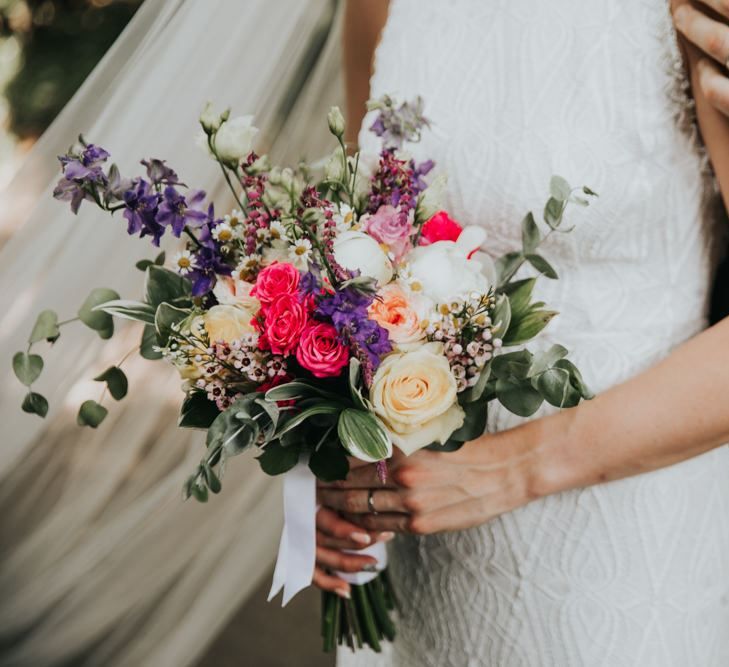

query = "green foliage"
[140, 324, 162, 360]
[95, 299, 156, 325]
[22, 392, 48, 418]
[521, 212, 540, 254]
[93, 366, 128, 400]
[77, 400, 108, 428]
[154, 303, 190, 346]
[179, 392, 220, 429]
[13, 352, 43, 386]
[503, 309, 558, 347]
[29, 309, 60, 344]
[309, 441, 349, 482]
[338, 409, 392, 462]
[78, 287, 120, 339]
[257, 440, 301, 475]
[145, 265, 192, 308]
[135, 251, 166, 272]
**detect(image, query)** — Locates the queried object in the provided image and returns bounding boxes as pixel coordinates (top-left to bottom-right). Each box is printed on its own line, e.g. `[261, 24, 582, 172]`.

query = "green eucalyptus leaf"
[549, 175, 572, 201]
[191, 483, 209, 503]
[95, 299, 156, 325]
[449, 399, 488, 442]
[532, 366, 580, 408]
[337, 408, 392, 462]
[78, 288, 120, 339]
[94, 366, 128, 401]
[461, 360, 492, 403]
[13, 352, 43, 386]
[554, 358, 595, 400]
[265, 381, 342, 403]
[521, 212, 540, 254]
[154, 303, 190, 346]
[495, 251, 524, 286]
[22, 392, 48, 418]
[527, 344, 569, 378]
[257, 440, 301, 476]
[309, 443, 350, 482]
[583, 185, 599, 197]
[525, 253, 558, 279]
[491, 350, 533, 381]
[154, 251, 166, 265]
[135, 259, 155, 271]
[140, 324, 163, 360]
[495, 377, 543, 417]
[179, 391, 220, 428]
[503, 309, 558, 346]
[202, 464, 222, 494]
[77, 400, 108, 428]
[544, 197, 564, 229]
[29, 310, 60, 344]
[145, 265, 191, 307]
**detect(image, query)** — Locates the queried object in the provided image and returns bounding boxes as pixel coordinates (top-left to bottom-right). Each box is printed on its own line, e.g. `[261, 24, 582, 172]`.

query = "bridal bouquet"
[13, 95, 595, 653]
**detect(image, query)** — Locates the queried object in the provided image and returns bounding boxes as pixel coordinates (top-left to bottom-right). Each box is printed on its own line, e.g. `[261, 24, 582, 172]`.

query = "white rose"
[204, 304, 257, 344]
[370, 343, 465, 455]
[406, 225, 492, 304]
[333, 230, 393, 286]
[213, 115, 258, 164]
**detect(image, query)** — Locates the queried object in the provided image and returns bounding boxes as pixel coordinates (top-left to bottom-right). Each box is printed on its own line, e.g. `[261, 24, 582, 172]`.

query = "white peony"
[333, 230, 393, 286]
[405, 225, 494, 304]
[213, 115, 258, 164]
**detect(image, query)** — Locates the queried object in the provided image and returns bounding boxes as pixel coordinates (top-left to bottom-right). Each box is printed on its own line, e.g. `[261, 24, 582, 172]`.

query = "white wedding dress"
[342, 1, 729, 665]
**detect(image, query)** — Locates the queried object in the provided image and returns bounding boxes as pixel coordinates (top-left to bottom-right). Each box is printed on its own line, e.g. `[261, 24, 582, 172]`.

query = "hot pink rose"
[420, 211, 463, 244]
[296, 322, 350, 378]
[362, 205, 413, 260]
[251, 262, 300, 305]
[259, 293, 308, 355]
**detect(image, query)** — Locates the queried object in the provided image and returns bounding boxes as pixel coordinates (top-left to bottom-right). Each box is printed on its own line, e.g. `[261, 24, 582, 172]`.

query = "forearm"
[528, 317, 729, 497]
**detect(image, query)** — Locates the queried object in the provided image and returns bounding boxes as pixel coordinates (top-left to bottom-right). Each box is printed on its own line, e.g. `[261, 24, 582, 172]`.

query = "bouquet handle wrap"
[268, 462, 388, 605]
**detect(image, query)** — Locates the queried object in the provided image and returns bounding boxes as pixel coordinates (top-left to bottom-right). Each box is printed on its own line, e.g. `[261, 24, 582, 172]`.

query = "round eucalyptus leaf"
[22, 392, 49, 418]
[94, 366, 128, 401]
[78, 288, 121, 339]
[13, 352, 44, 386]
[29, 309, 60, 344]
[77, 400, 108, 428]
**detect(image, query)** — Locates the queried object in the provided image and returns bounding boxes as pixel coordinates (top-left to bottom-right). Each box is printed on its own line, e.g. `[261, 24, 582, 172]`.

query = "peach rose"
[368, 284, 425, 350]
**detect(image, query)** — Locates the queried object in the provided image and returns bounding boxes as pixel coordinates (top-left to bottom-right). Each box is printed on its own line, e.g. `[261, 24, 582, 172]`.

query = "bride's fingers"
[316, 506, 376, 545]
[317, 529, 396, 551]
[318, 488, 408, 513]
[318, 463, 397, 489]
[697, 57, 729, 115]
[674, 4, 729, 65]
[695, 0, 729, 20]
[316, 545, 379, 573]
[312, 566, 350, 598]
[342, 511, 410, 533]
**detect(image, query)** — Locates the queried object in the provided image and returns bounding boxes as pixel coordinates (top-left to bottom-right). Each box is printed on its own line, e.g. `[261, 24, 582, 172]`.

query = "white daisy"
[212, 223, 235, 244]
[173, 250, 195, 275]
[235, 254, 262, 280]
[269, 220, 287, 241]
[223, 209, 246, 238]
[288, 238, 313, 269]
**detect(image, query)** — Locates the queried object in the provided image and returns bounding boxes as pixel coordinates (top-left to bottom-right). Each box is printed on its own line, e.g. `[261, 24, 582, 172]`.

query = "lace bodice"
[341, 1, 729, 665]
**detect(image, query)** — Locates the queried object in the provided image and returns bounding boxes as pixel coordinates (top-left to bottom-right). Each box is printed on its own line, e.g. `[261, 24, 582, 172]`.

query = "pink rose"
[420, 211, 463, 244]
[296, 322, 350, 378]
[260, 293, 308, 355]
[362, 205, 413, 261]
[251, 262, 300, 305]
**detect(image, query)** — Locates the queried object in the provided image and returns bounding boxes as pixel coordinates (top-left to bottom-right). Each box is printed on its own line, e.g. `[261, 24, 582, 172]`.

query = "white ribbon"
[268, 462, 388, 605]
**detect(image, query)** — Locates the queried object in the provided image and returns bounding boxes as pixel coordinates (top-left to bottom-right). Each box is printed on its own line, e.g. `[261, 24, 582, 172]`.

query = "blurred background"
[0, 1, 338, 665]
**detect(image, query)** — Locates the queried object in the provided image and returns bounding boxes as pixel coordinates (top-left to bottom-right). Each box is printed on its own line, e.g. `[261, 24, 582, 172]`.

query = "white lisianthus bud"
[324, 147, 346, 184]
[199, 102, 221, 134]
[327, 106, 345, 137]
[280, 167, 295, 191]
[213, 115, 258, 165]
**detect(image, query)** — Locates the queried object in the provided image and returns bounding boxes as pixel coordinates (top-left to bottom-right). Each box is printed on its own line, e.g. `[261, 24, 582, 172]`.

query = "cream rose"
[333, 230, 393, 286]
[370, 343, 465, 455]
[204, 304, 257, 344]
[212, 275, 260, 311]
[213, 115, 258, 164]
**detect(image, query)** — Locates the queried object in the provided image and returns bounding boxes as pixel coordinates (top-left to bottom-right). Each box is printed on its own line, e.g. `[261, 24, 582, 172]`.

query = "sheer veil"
[0, 1, 343, 664]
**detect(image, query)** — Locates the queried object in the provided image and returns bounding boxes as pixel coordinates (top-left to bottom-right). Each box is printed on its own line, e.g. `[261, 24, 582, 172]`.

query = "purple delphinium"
[186, 204, 233, 296]
[368, 95, 430, 150]
[122, 178, 165, 245]
[53, 143, 110, 214]
[156, 187, 207, 237]
[142, 158, 180, 186]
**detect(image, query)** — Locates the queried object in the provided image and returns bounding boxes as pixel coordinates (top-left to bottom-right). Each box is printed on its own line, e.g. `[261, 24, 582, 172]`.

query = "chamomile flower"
[269, 220, 287, 241]
[288, 238, 313, 269]
[212, 222, 235, 244]
[235, 254, 262, 281]
[223, 209, 245, 238]
[173, 250, 195, 275]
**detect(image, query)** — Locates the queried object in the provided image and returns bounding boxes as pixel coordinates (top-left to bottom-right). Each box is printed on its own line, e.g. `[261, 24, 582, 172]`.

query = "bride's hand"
[317, 427, 545, 535]
[673, 1, 729, 116]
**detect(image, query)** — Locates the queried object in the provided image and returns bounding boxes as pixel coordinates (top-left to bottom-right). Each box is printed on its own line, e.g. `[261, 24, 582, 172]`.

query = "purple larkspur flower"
[141, 158, 180, 186]
[156, 186, 207, 237]
[368, 95, 430, 149]
[53, 143, 111, 214]
[122, 178, 164, 245]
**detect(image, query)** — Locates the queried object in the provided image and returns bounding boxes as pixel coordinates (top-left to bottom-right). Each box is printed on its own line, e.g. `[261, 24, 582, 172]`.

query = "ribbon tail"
[268, 462, 317, 606]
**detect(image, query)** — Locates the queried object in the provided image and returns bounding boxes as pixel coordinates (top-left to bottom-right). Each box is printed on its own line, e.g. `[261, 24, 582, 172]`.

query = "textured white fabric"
[340, 1, 729, 665]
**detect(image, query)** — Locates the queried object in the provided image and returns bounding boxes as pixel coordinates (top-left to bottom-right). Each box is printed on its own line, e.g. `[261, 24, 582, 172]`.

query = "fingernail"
[336, 588, 351, 600]
[377, 531, 395, 542]
[362, 563, 378, 573]
[351, 532, 371, 545]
